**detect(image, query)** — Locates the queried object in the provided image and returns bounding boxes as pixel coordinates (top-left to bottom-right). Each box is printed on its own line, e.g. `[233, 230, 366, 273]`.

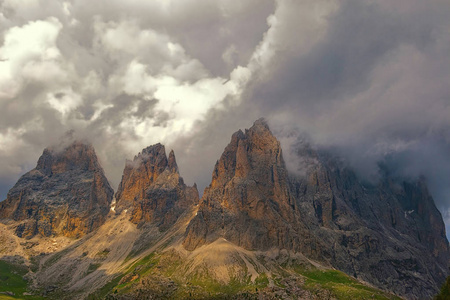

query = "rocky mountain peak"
[0, 140, 113, 238]
[184, 119, 298, 251]
[115, 144, 175, 210]
[1, 120, 449, 300]
[183, 119, 450, 299]
[115, 144, 198, 229]
[210, 118, 284, 188]
[248, 117, 270, 132]
[36, 141, 100, 176]
[168, 149, 178, 173]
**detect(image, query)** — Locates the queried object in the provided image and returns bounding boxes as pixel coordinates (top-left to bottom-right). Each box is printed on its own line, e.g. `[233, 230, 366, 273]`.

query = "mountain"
[288, 143, 450, 298]
[183, 118, 304, 251]
[0, 121, 448, 300]
[0, 140, 113, 239]
[115, 143, 199, 230]
[183, 118, 449, 299]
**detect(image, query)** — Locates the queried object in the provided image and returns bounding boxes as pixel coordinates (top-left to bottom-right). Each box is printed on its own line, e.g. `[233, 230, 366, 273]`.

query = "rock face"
[0, 141, 114, 239]
[183, 119, 305, 252]
[115, 143, 198, 229]
[290, 147, 450, 299]
[183, 118, 450, 299]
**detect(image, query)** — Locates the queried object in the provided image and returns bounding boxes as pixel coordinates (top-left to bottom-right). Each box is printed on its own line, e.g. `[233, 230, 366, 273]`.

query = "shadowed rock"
[0, 141, 114, 238]
[289, 145, 450, 299]
[183, 118, 450, 299]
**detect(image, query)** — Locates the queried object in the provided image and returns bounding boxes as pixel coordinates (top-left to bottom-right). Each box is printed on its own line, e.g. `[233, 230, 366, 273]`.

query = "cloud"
[240, 0, 450, 214]
[0, 0, 449, 239]
[0, 17, 62, 98]
[0, 0, 267, 200]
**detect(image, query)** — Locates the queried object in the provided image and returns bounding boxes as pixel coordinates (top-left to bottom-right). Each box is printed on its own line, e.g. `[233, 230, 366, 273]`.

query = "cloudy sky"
[0, 0, 449, 232]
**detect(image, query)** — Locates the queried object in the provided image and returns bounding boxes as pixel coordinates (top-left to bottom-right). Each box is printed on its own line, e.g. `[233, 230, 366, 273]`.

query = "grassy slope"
[296, 268, 401, 300]
[89, 250, 402, 300]
[0, 261, 43, 300]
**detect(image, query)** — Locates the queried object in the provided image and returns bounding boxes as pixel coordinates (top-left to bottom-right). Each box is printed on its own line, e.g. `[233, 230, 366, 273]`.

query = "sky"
[0, 0, 449, 233]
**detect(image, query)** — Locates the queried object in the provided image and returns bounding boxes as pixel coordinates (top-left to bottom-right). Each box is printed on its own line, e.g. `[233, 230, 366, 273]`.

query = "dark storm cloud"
[252, 0, 443, 112]
[237, 0, 450, 226]
[0, 0, 272, 196]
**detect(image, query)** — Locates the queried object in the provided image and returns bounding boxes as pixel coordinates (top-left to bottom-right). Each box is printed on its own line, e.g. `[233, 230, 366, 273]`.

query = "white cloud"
[46, 88, 83, 117]
[154, 78, 228, 120]
[0, 0, 448, 234]
[0, 17, 63, 99]
[94, 19, 186, 70]
[248, 0, 338, 73]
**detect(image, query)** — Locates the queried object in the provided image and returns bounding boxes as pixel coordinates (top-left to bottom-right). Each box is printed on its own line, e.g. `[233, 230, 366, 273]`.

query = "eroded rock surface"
[290, 145, 450, 299]
[115, 144, 198, 229]
[183, 118, 450, 299]
[0, 141, 113, 239]
[183, 119, 306, 252]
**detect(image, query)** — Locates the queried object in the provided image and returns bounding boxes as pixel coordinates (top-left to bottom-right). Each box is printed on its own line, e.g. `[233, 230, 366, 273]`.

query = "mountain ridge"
[0, 119, 448, 299]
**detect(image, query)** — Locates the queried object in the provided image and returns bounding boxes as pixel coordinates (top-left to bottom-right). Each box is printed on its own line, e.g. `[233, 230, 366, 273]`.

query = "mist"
[0, 0, 449, 234]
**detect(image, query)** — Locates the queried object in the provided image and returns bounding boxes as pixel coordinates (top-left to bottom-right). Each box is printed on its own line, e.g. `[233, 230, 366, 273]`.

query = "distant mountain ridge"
[0, 119, 448, 299]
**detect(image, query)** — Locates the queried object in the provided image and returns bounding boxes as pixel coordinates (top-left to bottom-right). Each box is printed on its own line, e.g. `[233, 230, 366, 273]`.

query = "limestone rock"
[183, 119, 305, 251]
[183, 118, 450, 299]
[0, 141, 114, 239]
[115, 144, 198, 229]
[289, 144, 450, 299]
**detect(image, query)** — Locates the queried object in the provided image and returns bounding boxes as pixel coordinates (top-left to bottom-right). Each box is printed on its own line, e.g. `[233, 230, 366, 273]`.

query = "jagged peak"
[168, 149, 178, 173]
[232, 129, 245, 139]
[246, 117, 273, 136]
[228, 119, 274, 146]
[123, 144, 183, 177]
[142, 143, 165, 155]
[252, 117, 269, 129]
[127, 143, 167, 167]
[36, 139, 100, 176]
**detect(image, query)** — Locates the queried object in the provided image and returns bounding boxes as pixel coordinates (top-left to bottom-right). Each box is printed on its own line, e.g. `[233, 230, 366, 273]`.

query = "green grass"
[128, 253, 159, 276]
[0, 261, 43, 299]
[86, 263, 101, 275]
[101, 251, 258, 299]
[91, 250, 403, 300]
[88, 253, 161, 299]
[0, 296, 18, 300]
[95, 249, 110, 260]
[294, 268, 401, 300]
[87, 275, 124, 300]
[113, 253, 160, 294]
[435, 276, 450, 300]
[189, 272, 246, 294]
[254, 273, 269, 288]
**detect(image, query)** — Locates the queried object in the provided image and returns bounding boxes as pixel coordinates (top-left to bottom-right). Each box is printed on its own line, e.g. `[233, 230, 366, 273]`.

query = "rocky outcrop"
[289, 148, 450, 299]
[183, 119, 309, 252]
[183, 118, 450, 299]
[1, 120, 447, 299]
[115, 144, 198, 230]
[0, 141, 114, 239]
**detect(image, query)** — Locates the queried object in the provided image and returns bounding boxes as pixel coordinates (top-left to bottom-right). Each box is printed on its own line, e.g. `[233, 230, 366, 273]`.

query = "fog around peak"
[0, 0, 449, 233]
